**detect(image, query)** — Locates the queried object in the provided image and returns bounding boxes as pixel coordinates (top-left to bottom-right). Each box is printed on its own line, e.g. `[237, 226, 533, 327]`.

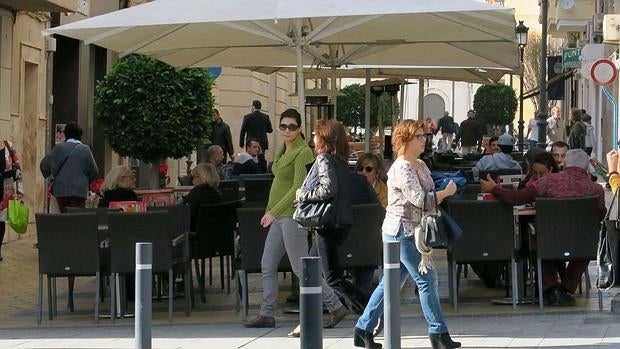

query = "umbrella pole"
[399, 80, 405, 122]
[296, 44, 306, 136]
[418, 78, 424, 121]
[364, 68, 371, 153]
[331, 67, 337, 120]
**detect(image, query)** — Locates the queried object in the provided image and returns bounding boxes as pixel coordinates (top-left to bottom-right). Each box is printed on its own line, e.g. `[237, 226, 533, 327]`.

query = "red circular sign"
[590, 59, 617, 86]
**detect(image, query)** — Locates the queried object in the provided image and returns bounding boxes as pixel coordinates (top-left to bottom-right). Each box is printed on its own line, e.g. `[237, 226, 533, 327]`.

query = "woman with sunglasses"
[245, 109, 347, 331]
[354, 120, 460, 349]
[355, 153, 387, 209]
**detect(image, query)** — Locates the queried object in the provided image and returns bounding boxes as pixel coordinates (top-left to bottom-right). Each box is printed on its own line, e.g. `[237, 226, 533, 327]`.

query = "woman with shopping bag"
[0, 131, 24, 261]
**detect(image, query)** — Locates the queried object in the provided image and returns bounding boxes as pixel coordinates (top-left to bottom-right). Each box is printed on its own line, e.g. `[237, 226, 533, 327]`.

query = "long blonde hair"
[191, 163, 220, 188]
[101, 165, 132, 193]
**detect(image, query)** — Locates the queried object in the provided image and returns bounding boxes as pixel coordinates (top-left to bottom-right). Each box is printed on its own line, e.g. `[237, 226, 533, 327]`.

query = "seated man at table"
[231, 138, 264, 176]
[204, 145, 232, 180]
[473, 132, 522, 178]
[550, 141, 569, 170]
[480, 149, 605, 306]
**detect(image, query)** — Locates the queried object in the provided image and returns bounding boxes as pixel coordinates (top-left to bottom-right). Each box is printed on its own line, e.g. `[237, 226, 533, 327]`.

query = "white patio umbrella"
[45, 0, 519, 131]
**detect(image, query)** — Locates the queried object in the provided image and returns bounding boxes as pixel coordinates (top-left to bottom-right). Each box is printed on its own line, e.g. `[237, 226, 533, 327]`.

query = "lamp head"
[516, 20, 529, 47]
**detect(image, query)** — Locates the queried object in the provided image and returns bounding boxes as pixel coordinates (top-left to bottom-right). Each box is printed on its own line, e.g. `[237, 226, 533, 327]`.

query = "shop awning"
[522, 70, 574, 100]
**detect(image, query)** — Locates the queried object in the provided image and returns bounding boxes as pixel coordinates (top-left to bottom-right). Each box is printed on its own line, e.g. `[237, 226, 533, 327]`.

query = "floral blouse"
[382, 158, 436, 237]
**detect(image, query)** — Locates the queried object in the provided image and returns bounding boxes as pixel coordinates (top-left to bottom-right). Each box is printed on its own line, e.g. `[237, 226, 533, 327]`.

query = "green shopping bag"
[8, 199, 29, 234]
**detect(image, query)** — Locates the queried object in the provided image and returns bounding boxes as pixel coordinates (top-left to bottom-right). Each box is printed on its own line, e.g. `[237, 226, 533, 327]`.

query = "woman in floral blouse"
[353, 120, 460, 349]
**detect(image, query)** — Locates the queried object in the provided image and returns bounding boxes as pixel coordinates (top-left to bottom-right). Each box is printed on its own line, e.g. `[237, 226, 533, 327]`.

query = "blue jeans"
[355, 225, 448, 334]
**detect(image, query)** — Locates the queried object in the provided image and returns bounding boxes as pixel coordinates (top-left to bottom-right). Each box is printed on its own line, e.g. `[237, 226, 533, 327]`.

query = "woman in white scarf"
[353, 120, 460, 349]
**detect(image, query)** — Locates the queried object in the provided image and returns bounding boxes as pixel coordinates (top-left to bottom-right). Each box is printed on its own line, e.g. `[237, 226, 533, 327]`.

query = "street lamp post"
[516, 20, 529, 155]
[537, 0, 549, 148]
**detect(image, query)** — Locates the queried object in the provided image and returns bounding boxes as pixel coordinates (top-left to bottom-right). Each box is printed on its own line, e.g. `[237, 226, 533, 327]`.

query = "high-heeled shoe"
[429, 332, 461, 349]
[288, 324, 301, 338]
[354, 327, 382, 349]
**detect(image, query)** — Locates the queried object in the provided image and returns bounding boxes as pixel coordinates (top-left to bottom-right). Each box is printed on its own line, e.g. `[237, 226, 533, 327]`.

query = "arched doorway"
[423, 93, 445, 121]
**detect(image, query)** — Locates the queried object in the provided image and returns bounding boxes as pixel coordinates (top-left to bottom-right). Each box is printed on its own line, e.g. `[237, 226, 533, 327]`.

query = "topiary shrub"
[473, 83, 517, 133]
[94, 54, 214, 163]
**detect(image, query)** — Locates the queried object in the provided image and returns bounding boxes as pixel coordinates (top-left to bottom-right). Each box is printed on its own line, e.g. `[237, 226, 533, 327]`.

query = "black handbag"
[598, 188, 620, 289]
[293, 200, 335, 228]
[422, 191, 448, 248]
[421, 191, 463, 249]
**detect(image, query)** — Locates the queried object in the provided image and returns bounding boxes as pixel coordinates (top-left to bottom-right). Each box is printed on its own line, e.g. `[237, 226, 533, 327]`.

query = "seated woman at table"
[518, 152, 558, 189]
[186, 163, 223, 230]
[98, 165, 138, 207]
[355, 153, 387, 208]
[606, 150, 620, 193]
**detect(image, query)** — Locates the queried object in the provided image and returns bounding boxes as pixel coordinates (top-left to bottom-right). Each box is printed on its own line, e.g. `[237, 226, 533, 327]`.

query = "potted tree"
[473, 84, 517, 136]
[94, 54, 214, 188]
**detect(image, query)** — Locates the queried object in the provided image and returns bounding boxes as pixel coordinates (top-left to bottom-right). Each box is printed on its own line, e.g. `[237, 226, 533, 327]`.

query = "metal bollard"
[300, 257, 322, 349]
[135, 243, 152, 349]
[384, 241, 401, 349]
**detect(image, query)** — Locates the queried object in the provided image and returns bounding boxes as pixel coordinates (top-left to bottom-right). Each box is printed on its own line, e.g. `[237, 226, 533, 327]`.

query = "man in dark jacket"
[455, 109, 484, 154]
[239, 100, 273, 170]
[436, 111, 457, 151]
[211, 109, 234, 163]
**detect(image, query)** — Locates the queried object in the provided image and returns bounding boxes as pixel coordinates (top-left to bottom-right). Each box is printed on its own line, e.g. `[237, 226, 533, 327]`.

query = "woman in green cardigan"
[244, 108, 348, 331]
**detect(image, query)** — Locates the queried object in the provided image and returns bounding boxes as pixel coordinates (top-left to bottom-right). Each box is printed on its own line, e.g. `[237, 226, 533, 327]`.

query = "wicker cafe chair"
[35, 212, 101, 324]
[338, 203, 384, 269]
[191, 200, 241, 301]
[236, 206, 292, 321]
[243, 177, 273, 206]
[219, 179, 241, 202]
[147, 204, 193, 312]
[532, 196, 602, 311]
[447, 200, 517, 311]
[107, 211, 188, 322]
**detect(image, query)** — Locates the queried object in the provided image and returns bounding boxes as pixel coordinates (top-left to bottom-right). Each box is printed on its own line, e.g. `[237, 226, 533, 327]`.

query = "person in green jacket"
[244, 108, 348, 331]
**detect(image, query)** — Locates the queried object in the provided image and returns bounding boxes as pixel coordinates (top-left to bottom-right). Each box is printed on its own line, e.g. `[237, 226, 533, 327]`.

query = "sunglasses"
[279, 123, 299, 131]
[357, 166, 375, 173]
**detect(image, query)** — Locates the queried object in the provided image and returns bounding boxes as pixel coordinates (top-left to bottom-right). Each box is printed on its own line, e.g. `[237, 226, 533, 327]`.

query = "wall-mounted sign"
[562, 48, 581, 68]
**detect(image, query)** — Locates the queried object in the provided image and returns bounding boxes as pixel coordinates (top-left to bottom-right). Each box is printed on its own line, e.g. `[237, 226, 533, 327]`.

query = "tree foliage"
[337, 83, 395, 129]
[94, 54, 214, 163]
[473, 83, 518, 127]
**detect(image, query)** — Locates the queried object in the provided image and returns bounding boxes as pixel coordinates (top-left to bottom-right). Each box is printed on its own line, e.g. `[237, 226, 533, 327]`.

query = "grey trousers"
[259, 217, 342, 317]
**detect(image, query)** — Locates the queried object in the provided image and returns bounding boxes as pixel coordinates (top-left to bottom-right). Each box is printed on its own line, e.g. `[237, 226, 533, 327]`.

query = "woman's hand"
[260, 212, 276, 228]
[435, 180, 457, 204]
[295, 188, 303, 203]
[443, 180, 457, 197]
[479, 174, 498, 193]
[607, 150, 618, 174]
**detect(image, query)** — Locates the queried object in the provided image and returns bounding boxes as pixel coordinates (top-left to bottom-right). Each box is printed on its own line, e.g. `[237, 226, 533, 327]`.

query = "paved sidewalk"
[0, 312, 619, 348]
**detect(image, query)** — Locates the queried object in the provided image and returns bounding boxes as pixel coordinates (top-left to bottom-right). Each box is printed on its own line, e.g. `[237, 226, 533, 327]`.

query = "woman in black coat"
[186, 163, 223, 230]
[98, 165, 138, 208]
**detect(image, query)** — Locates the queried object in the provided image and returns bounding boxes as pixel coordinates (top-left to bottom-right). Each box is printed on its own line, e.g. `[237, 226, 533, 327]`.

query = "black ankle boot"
[354, 327, 382, 349]
[429, 332, 461, 349]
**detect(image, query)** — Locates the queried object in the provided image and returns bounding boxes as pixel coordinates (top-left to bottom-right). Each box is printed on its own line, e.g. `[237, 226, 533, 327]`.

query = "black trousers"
[309, 227, 369, 309]
[309, 227, 349, 286]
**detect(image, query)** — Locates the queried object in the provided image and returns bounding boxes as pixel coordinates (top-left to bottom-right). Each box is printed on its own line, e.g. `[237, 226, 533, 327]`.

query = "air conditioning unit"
[603, 14, 620, 42]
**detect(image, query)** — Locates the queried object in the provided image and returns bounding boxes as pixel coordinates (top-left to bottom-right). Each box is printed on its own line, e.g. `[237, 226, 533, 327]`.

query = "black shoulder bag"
[598, 188, 620, 289]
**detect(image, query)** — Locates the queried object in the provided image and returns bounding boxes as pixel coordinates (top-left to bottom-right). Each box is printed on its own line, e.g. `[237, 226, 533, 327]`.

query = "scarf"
[414, 215, 434, 275]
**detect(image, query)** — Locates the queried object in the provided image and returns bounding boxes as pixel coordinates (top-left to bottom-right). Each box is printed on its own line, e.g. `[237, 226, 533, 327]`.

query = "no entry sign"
[590, 59, 617, 86]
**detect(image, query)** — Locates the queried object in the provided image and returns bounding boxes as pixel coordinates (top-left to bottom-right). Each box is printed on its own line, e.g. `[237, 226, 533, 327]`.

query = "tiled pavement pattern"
[0, 182, 617, 347]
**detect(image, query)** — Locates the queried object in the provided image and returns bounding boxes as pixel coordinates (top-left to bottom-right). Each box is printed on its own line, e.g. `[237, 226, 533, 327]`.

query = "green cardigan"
[266, 135, 314, 217]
